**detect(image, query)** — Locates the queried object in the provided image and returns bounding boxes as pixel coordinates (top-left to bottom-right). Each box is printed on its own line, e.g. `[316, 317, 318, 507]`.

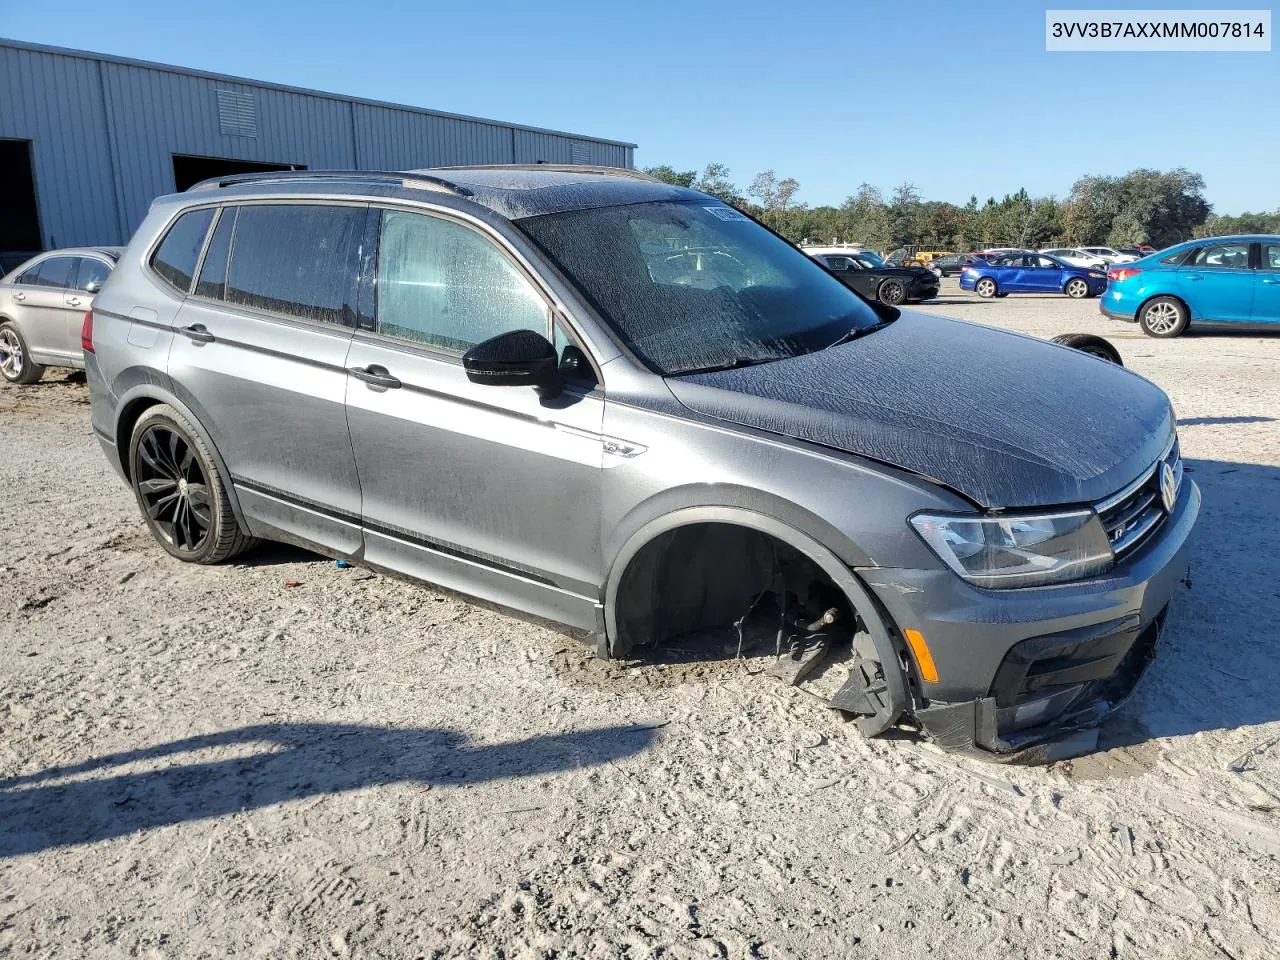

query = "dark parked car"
[961, 253, 1109, 299]
[929, 253, 982, 277]
[84, 166, 1196, 761]
[810, 252, 940, 304]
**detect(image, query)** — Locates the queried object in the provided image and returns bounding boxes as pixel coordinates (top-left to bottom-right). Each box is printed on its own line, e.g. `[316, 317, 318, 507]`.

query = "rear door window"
[151, 207, 216, 293]
[195, 207, 236, 300]
[224, 204, 364, 326]
[33, 256, 77, 289]
[74, 257, 111, 292]
[1190, 243, 1250, 268]
[1262, 244, 1280, 271]
[374, 209, 549, 352]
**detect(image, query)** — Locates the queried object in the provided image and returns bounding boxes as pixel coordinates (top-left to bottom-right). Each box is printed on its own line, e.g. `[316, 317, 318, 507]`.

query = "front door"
[1255, 243, 1280, 323]
[1179, 241, 1255, 322]
[344, 207, 604, 629]
[166, 202, 368, 554]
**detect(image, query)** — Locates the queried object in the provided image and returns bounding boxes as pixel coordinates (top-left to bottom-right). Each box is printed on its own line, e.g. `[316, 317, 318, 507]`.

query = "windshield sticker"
[704, 206, 749, 222]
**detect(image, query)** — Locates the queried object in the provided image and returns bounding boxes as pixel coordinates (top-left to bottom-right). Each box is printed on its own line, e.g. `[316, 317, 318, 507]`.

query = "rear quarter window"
[151, 208, 216, 293]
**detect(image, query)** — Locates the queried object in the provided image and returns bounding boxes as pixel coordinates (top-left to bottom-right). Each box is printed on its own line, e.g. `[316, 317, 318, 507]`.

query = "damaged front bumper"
[857, 478, 1200, 762]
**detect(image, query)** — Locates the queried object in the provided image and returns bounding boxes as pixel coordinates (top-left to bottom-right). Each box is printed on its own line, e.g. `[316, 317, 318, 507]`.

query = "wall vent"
[570, 141, 591, 165]
[217, 89, 258, 138]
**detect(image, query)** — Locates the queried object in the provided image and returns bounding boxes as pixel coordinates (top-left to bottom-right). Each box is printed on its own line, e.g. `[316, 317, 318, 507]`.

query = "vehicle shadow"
[232, 541, 329, 568]
[1177, 415, 1276, 427]
[0, 722, 657, 858]
[1107, 457, 1280, 744]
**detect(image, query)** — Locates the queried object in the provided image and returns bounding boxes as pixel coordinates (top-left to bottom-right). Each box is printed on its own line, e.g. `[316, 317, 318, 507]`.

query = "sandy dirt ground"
[2, 286, 1279, 959]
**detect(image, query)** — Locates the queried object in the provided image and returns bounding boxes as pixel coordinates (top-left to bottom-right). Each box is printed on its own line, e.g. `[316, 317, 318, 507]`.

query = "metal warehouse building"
[0, 38, 636, 253]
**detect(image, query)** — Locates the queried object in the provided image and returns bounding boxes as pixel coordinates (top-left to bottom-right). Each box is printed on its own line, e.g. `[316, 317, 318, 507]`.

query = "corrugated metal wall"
[0, 41, 636, 248]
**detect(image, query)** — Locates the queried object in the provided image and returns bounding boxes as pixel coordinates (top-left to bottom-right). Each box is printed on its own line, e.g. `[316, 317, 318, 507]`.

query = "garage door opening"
[0, 139, 42, 254]
[172, 154, 306, 192]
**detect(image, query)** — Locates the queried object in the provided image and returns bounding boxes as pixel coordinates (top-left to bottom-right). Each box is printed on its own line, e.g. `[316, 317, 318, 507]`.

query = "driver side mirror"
[463, 329, 562, 398]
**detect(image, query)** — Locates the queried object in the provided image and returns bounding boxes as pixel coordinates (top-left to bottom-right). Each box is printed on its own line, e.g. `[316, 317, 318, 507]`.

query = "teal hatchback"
[1100, 235, 1280, 337]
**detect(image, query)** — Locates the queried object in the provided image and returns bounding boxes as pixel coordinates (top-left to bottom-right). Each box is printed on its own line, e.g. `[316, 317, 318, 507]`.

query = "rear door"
[1178, 241, 1254, 322]
[167, 201, 368, 554]
[344, 206, 604, 628]
[1255, 243, 1280, 323]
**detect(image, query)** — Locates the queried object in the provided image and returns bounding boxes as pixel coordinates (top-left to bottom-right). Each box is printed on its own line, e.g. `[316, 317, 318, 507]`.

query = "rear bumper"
[1100, 288, 1139, 320]
[859, 478, 1199, 761]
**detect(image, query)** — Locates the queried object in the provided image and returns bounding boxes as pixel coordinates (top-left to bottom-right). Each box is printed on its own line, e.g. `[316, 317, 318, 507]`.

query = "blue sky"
[2, 0, 1275, 213]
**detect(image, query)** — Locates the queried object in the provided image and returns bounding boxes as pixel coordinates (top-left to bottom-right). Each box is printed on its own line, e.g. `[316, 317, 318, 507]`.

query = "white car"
[1080, 246, 1139, 264]
[1040, 247, 1110, 270]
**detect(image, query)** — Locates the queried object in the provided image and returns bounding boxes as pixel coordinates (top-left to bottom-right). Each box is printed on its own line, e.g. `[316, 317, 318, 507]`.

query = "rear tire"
[879, 279, 906, 305]
[128, 404, 255, 564]
[1051, 333, 1123, 365]
[1064, 278, 1091, 299]
[1138, 297, 1189, 338]
[0, 323, 45, 384]
[975, 278, 997, 298]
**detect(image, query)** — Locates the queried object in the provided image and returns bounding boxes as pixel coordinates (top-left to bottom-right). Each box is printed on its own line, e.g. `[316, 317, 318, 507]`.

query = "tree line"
[643, 163, 1277, 251]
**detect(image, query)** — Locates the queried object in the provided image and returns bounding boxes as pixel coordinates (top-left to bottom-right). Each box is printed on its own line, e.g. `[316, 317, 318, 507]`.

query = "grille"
[1095, 437, 1182, 560]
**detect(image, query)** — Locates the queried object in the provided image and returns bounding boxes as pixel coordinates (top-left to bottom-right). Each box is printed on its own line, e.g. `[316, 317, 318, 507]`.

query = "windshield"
[517, 201, 882, 375]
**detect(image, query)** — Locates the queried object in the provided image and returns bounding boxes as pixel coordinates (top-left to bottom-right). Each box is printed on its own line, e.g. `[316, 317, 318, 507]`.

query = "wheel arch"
[601, 505, 911, 729]
[1136, 291, 1193, 323]
[113, 384, 249, 532]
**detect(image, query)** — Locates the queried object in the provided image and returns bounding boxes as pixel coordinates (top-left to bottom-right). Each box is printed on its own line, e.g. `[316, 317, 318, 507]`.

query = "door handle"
[1183, 274, 1203, 281]
[1263, 278, 1280, 285]
[348, 365, 402, 389]
[179, 323, 215, 343]
[13, 292, 25, 301]
[65, 296, 82, 307]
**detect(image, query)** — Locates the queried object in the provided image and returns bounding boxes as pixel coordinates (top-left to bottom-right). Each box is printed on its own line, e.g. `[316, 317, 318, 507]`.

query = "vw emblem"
[1159, 461, 1177, 512]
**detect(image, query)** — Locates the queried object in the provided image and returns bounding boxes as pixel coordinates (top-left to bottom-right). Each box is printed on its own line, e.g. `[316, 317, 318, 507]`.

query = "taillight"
[81, 311, 94, 353]
[1108, 267, 1143, 282]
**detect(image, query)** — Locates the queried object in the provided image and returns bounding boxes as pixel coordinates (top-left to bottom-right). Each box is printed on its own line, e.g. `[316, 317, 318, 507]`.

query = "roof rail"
[187, 170, 473, 197]
[426, 163, 659, 182]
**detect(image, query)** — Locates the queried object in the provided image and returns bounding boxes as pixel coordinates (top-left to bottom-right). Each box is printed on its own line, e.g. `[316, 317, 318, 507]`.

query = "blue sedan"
[1100, 234, 1280, 337]
[960, 253, 1109, 299]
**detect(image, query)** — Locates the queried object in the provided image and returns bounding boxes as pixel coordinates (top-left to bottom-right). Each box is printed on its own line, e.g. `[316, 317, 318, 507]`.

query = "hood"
[665, 313, 1174, 508]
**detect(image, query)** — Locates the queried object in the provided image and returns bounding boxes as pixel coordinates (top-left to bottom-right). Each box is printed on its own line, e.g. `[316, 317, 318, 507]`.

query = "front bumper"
[858, 478, 1200, 761]
[909, 280, 941, 301]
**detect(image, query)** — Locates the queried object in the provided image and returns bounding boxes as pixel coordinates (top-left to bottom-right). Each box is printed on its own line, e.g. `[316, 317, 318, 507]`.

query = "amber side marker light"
[904, 629, 939, 683]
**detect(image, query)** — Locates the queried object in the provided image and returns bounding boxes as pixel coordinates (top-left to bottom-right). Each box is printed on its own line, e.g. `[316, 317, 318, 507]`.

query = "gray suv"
[85, 167, 1199, 761]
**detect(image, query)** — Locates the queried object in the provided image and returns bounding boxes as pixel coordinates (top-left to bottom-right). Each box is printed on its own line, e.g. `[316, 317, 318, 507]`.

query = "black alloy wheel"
[879, 279, 906, 305]
[135, 423, 213, 553]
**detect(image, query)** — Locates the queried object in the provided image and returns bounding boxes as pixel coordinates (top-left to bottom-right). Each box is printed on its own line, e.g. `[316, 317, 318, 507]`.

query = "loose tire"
[1051, 333, 1124, 365]
[879, 279, 906, 305]
[128, 404, 254, 564]
[0, 323, 45, 384]
[975, 278, 997, 298]
[1138, 297, 1189, 338]
[1064, 278, 1091, 299]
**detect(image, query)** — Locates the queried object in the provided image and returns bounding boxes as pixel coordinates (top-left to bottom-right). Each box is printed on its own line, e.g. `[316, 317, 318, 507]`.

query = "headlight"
[909, 509, 1113, 588]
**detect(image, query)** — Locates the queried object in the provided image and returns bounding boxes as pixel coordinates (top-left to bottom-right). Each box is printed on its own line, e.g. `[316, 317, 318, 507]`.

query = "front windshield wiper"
[823, 319, 894, 350]
[669, 356, 783, 376]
